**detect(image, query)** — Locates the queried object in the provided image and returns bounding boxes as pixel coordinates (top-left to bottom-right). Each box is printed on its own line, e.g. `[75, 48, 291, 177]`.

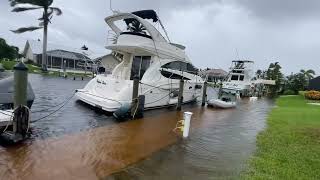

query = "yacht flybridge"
[222, 60, 254, 96]
[75, 10, 204, 112]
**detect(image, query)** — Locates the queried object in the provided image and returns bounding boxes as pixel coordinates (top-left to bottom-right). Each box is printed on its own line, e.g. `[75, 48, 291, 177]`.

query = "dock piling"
[131, 75, 140, 118]
[183, 112, 193, 138]
[201, 81, 207, 106]
[177, 78, 184, 111]
[2, 62, 31, 142]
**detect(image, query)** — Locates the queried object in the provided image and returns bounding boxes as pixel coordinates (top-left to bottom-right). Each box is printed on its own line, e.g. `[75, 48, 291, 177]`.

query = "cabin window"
[161, 61, 198, 74]
[232, 70, 243, 73]
[160, 70, 190, 80]
[239, 75, 244, 81]
[130, 56, 151, 80]
[231, 75, 239, 81]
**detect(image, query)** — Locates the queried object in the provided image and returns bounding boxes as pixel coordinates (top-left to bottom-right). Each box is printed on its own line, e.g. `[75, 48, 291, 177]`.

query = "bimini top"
[125, 10, 158, 24]
[105, 10, 167, 43]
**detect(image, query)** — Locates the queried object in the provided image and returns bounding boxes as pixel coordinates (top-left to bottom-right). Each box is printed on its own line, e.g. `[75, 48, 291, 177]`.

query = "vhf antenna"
[109, 0, 118, 14]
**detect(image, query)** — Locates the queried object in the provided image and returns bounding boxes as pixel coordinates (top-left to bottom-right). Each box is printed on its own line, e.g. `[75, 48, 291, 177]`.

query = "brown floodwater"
[0, 74, 273, 179]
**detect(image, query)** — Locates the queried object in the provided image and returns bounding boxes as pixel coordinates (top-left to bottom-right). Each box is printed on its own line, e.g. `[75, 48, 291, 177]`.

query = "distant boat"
[0, 76, 35, 110]
[222, 60, 254, 97]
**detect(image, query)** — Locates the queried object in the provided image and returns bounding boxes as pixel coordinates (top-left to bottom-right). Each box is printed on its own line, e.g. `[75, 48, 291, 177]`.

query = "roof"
[23, 39, 98, 60]
[308, 76, 320, 90]
[47, 49, 91, 60]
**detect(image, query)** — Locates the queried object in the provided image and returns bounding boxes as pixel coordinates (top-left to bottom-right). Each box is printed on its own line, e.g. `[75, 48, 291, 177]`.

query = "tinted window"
[130, 56, 151, 80]
[239, 75, 244, 81]
[160, 70, 190, 80]
[162, 61, 197, 74]
[231, 75, 238, 80]
[162, 61, 186, 71]
[187, 63, 198, 75]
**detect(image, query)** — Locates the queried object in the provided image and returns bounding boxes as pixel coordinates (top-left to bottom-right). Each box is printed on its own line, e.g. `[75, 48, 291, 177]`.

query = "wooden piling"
[63, 60, 67, 78]
[12, 62, 29, 140]
[131, 75, 140, 118]
[177, 78, 184, 111]
[201, 81, 207, 106]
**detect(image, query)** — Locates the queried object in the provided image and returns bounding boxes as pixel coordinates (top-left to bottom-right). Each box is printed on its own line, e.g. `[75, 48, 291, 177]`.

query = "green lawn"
[242, 95, 320, 179]
[0, 60, 40, 73]
[0, 60, 92, 77]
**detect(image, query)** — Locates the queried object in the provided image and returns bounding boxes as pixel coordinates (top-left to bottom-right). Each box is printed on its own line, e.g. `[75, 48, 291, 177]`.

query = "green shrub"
[283, 89, 297, 95]
[305, 90, 320, 100]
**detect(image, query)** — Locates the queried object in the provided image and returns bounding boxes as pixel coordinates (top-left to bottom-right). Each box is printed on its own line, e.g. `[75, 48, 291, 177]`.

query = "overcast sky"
[0, 0, 320, 75]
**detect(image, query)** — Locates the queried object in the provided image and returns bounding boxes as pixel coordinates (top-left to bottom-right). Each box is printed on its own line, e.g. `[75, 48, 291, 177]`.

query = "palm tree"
[127, 20, 147, 34]
[300, 69, 315, 81]
[9, 0, 62, 71]
[255, 69, 262, 79]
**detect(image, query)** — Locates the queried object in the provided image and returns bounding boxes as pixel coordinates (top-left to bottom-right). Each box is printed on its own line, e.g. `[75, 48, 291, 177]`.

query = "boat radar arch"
[105, 11, 167, 43]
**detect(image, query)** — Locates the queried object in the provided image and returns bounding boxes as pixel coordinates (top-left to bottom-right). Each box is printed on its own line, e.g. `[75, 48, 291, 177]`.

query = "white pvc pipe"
[183, 112, 193, 138]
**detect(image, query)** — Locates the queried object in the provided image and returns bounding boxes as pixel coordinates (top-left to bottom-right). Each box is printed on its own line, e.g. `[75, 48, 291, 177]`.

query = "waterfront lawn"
[0, 60, 40, 73]
[0, 60, 91, 77]
[242, 95, 320, 179]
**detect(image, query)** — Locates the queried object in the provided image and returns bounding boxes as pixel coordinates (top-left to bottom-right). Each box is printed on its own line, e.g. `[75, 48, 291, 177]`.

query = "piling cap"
[13, 62, 28, 71]
[184, 111, 193, 115]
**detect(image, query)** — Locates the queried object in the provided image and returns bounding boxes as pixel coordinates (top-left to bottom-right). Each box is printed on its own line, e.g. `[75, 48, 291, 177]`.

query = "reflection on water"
[0, 74, 273, 179]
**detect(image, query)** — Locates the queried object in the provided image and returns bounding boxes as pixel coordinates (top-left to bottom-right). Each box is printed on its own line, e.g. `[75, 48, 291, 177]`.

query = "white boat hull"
[75, 75, 203, 112]
[207, 99, 236, 108]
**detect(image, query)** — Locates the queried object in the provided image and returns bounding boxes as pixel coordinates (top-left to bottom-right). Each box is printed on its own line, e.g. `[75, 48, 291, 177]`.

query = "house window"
[130, 56, 151, 80]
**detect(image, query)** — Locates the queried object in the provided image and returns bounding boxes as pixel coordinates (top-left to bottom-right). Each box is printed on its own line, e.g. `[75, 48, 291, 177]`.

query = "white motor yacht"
[75, 10, 204, 112]
[222, 60, 254, 97]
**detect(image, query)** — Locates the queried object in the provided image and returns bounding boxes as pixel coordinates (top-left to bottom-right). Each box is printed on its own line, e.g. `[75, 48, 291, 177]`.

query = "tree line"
[256, 63, 315, 97]
[0, 38, 20, 60]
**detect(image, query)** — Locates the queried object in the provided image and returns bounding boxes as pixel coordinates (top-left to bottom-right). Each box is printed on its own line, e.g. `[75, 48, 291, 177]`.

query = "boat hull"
[207, 99, 236, 108]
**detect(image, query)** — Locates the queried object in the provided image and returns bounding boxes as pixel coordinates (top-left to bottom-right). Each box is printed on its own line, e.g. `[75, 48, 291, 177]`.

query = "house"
[199, 68, 228, 82]
[308, 76, 320, 91]
[93, 52, 122, 74]
[22, 39, 92, 70]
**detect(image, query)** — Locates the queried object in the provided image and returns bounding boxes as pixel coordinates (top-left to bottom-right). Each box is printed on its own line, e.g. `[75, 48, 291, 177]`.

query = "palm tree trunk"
[41, 8, 48, 71]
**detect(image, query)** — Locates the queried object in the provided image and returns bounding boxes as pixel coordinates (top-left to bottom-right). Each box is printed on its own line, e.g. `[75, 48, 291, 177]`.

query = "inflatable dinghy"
[207, 99, 236, 108]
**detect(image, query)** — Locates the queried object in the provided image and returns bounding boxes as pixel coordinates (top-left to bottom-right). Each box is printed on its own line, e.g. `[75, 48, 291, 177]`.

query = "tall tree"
[9, 0, 62, 71]
[300, 69, 315, 82]
[0, 38, 19, 60]
[266, 62, 284, 97]
[255, 69, 262, 79]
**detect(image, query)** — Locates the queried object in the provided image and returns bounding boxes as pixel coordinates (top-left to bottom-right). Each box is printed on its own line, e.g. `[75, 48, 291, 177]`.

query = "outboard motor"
[0, 76, 35, 110]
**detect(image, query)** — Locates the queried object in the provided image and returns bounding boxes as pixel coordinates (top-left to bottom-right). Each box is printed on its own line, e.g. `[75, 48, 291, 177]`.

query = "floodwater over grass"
[0, 74, 273, 179]
[242, 95, 320, 179]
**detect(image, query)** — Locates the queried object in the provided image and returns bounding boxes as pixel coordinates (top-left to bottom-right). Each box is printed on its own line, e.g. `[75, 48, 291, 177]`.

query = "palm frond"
[9, 0, 53, 7]
[11, 26, 42, 33]
[12, 6, 41, 12]
[306, 69, 315, 75]
[49, 7, 62, 15]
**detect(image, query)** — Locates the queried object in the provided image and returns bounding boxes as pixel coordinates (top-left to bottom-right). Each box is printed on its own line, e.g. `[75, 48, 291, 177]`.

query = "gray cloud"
[233, 0, 320, 21]
[0, 0, 319, 74]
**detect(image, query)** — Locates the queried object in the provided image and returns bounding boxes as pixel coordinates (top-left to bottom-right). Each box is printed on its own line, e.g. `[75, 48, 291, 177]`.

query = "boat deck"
[0, 110, 13, 127]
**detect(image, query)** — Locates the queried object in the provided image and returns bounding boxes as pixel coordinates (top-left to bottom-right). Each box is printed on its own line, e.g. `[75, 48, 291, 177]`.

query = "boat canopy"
[124, 10, 158, 25]
[105, 12, 167, 43]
